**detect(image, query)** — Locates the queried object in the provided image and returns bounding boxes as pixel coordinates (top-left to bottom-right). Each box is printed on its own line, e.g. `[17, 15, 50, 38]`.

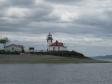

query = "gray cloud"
[7, 0, 34, 7]
[46, 0, 82, 5]
[74, 13, 112, 35]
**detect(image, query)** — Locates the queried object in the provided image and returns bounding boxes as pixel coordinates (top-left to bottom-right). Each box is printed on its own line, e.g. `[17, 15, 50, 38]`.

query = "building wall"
[0, 44, 4, 50]
[47, 40, 52, 45]
[60, 47, 65, 51]
[48, 46, 66, 51]
[5, 46, 23, 52]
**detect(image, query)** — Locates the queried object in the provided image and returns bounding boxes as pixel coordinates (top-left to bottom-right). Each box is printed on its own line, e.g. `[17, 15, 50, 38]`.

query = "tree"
[0, 37, 9, 48]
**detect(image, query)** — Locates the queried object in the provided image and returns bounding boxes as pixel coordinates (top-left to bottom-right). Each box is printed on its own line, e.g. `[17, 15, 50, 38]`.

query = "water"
[0, 63, 112, 84]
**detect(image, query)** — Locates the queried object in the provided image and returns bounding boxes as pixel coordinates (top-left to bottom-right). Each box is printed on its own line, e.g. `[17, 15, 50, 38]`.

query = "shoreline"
[0, 54, 110, 64]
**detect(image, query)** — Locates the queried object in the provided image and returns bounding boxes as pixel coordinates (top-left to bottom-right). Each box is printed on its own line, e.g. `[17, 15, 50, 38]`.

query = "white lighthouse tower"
[47, 32, 53, 51]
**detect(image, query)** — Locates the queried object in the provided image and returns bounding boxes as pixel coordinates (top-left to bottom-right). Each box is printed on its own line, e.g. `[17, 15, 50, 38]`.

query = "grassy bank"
[0, 54, 109, 64]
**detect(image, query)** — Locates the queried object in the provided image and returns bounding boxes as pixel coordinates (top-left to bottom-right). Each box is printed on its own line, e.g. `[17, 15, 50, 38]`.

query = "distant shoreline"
[0, 54, 109, 64]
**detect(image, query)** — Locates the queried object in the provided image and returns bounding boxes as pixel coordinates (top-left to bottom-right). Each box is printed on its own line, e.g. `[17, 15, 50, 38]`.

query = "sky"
[0, 0, 112, 56]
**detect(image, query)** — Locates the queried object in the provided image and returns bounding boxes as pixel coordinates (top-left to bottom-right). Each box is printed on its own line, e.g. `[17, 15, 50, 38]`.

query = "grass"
[0, 54, 109, 64]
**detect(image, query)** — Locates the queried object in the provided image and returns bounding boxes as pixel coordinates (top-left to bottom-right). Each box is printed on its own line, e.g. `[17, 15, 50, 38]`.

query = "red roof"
[51, 40, 64, 46]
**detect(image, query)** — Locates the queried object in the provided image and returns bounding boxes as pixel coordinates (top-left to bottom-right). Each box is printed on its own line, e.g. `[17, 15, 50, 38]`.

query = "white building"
[0, 44, 4, 50]
[4, 44, 24, 52]
[47, 33, 67, 51]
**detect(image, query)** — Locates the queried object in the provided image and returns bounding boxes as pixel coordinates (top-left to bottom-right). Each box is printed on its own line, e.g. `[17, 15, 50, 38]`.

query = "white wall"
[5, 46, 22, 52]
[48, 46, 66, 51]
[0, 44, 4, 50]
[47, 40, 52, 45]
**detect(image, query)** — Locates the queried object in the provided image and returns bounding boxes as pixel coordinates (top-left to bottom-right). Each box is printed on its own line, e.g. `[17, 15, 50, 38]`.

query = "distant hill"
[92, 55, 112, 60]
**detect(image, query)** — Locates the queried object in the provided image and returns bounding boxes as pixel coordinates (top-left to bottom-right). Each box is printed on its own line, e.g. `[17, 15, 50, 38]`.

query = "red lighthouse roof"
[51, 40, 64, 46]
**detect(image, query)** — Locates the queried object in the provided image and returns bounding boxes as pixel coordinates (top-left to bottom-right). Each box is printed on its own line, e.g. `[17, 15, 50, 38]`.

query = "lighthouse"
[47, 32, 53, 51]
[47, 33, 67, 51]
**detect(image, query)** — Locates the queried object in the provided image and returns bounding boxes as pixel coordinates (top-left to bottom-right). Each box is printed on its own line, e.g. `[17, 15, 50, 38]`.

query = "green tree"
[0, 37, 9, 48]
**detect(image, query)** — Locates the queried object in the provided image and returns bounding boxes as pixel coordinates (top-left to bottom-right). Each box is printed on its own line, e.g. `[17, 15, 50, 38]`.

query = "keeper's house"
[4, 44, 24, 53]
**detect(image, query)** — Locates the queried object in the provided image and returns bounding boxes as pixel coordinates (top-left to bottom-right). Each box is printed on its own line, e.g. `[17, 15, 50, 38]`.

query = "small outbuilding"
[29, 47, 35, 53]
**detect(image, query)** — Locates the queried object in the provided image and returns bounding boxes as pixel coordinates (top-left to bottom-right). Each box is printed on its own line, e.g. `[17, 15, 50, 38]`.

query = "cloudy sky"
[0, 0, 112, 56]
